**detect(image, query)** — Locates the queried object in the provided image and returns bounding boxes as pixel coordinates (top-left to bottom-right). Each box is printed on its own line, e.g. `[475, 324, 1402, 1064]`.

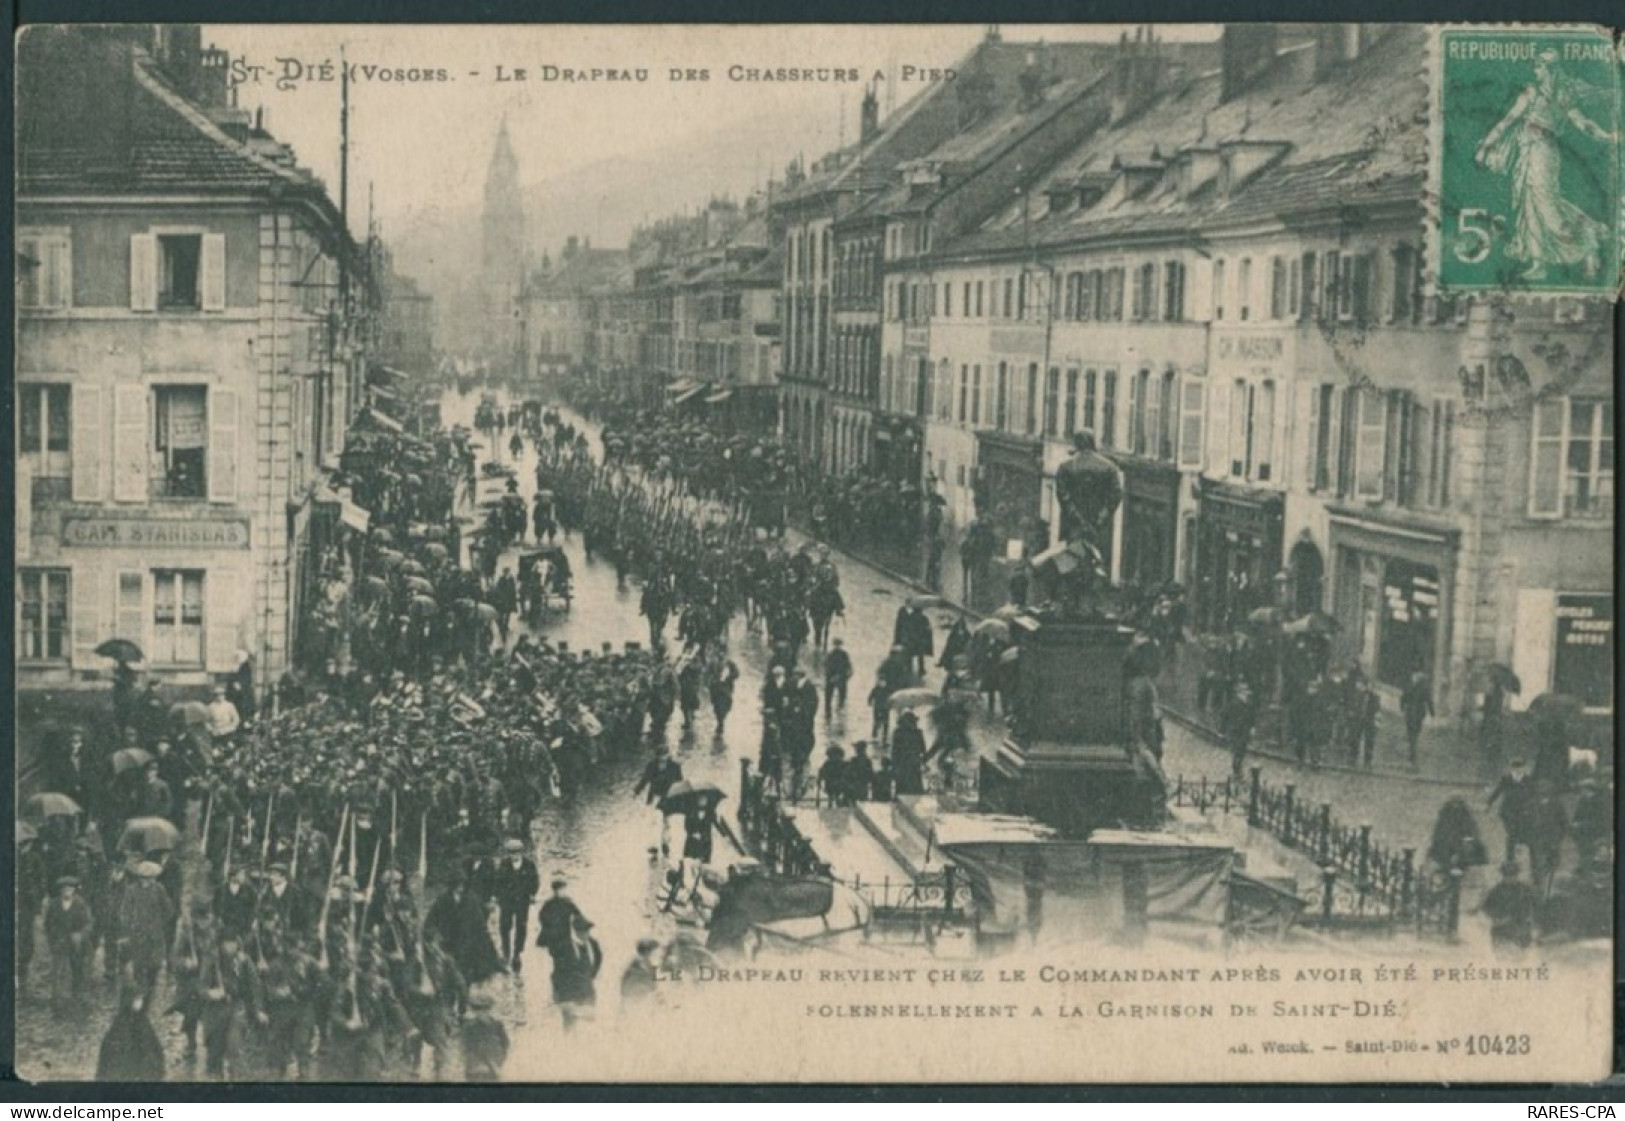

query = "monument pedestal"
[977, 617, 1149, 839]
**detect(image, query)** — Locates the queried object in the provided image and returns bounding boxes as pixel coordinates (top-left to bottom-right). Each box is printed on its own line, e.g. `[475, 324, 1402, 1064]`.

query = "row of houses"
[504, 24, 1611, 721]
[521, 198, 784, 430]
[779, 23, 1612, 719]
[16, 25, 425, 699]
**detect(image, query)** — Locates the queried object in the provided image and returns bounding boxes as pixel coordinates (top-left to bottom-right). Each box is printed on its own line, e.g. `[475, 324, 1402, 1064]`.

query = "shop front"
[1193, 479, 1283, 632]
[973, 430, 1044, 614]
[1112, 455, 1180, 590]
[1327, 509, 1459, 703]
[873, 414, 924, 487]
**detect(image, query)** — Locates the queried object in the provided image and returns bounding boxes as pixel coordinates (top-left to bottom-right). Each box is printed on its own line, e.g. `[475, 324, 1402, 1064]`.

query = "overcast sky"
[205, 24, 1220, 245]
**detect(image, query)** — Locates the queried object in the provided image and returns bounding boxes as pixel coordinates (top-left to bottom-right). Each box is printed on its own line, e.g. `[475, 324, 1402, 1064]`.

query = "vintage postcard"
[13, 21, 1619, 1085]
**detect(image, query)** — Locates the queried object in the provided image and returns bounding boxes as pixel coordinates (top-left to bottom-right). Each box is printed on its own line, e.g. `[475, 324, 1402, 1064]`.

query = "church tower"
[480, 116, 527, 369]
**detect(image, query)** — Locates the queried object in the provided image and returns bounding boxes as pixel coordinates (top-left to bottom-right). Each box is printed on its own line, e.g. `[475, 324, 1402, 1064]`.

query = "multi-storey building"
[892, 23, 1610, 720]
[16, 26, 370, 698]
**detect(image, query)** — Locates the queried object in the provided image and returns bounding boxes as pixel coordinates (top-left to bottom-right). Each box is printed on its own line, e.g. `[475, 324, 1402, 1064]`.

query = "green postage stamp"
[1431, 26, 1622, 296]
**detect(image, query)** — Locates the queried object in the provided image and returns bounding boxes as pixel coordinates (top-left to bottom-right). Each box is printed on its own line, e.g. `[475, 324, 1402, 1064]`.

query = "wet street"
[17, 385, 1492, 1081]
[450, 382, 1494, 1058]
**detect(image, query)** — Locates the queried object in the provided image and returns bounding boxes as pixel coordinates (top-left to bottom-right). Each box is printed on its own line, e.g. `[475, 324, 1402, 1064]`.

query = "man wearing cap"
[216, 865, 257, 941]
[44, 875, 93, 1011]
[207, 683, 242, 748]
[493, 839, 540, 973]
[535, 874, 586, 961]
[259, 863, 315, 939]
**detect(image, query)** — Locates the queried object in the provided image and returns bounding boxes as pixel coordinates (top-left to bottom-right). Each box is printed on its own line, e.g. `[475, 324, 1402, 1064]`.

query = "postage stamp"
[1429, 26, 1622, 296]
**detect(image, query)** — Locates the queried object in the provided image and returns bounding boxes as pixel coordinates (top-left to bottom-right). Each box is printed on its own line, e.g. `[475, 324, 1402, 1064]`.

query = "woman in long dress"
[1475, 49, 1613, 281]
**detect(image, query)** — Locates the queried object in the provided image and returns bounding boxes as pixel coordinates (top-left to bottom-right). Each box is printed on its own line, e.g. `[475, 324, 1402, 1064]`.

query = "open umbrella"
[1527, 693, 1585, 724]
[361, 575, 391, 597]
[408, 595, 439, 617]
[374, 548, 406, 567]
[888, 687, 942, 711]
[907, 593, 942, 610]
[400, 560, 429, 578]
[423, 542, 450, 562]
[17, 820, 39, 844]
[119, 816, 181, 854]
[452, 597, 479, 614]
[23, 792, 82, 819]
[1282, 610, 1339, 637]
[403, 576, 435, 596]
[657, 780, 727, 816]
[475, 603, 500, 624]
[971, 618, 1010, 641]
[94, 638, 145, 663]
[1247, 606, 1283, 628]
[1479, 663, 1523, 694]
[170, 701, 210, 727]
[370, 528, 395, 546]
[999, 646, 1021, 664]
[992, 604, 1026, 622]
[111, 747, 154, 774]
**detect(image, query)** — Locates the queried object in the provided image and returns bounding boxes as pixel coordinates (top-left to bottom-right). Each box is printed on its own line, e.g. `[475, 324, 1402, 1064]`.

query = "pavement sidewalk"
[802, 530, 1497, 791]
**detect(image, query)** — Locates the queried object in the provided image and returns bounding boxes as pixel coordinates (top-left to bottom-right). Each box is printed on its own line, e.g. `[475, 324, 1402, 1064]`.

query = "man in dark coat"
[822, 638, 853, 720]
[1400, 672, 1433, 768]
[425, 878, 503, 987]
[44, 875, 93, 1010]
[891, 713, 927, 796]
[633, 746, 683, 806]
[893, 605, 934, 677]
[1487, 758, 1538, 866]
[535, 875, 586, 961]
[215, 866, 258, 941]
[620, 938, 662, 1005]
[550, 913, 602, 1031]
[116, 862, 173, 1002]
[493, 838, 540, 973]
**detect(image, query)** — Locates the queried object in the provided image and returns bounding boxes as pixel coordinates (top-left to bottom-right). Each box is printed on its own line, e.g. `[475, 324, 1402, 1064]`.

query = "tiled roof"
[940, 25, 1428, 259]
[19, 46, 322, 198]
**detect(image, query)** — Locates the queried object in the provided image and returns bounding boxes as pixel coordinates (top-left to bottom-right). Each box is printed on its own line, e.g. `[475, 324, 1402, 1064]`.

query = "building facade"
[16, 26, 369, 698]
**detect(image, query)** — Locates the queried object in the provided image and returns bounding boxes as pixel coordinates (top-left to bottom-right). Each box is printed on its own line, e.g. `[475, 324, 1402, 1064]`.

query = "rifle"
[289, 814, 304, 884]
[221, 816, 236, 883]
[316, 803, 350, 971]
[261, 790, 276, 866]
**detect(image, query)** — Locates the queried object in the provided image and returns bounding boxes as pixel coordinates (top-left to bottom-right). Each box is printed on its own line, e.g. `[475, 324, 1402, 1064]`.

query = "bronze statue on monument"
[1037, 431, 1122, 619]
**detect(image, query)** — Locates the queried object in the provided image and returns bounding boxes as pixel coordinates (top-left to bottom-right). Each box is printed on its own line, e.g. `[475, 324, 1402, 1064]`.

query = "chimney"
[1315, 24, 1369, 76]
[565, 236, 579, 260]
[195, 45, 231, 109]
[1221, 24, 1279, 102]
[860, 81, 880, 144]
[1110, 24, 1162, 123]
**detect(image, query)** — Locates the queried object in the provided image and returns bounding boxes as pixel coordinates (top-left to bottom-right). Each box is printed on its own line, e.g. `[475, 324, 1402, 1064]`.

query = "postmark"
[1429, 26, 1622, 297]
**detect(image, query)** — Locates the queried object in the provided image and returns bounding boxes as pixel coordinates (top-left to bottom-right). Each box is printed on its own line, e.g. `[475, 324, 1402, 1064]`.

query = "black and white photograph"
[12, 20, 1617, 1084]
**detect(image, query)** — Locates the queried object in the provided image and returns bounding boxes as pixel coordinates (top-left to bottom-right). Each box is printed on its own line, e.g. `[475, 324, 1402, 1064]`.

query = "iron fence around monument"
[1169, 768, 1462, 939]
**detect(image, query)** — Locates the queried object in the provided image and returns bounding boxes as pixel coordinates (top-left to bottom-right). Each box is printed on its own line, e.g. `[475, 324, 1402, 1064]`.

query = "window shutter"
[16, 456, 32, 557]
[1303, 382, 1321, 490]
[1527, 398, 1565, 517]
[1355, 389, 1387, 499]
[208, 387, 240, 503]
[1205, 377, 1230, 475]
[71, 566, 104, 671]
[1127, 374, 1142, 454]
[71, 384, 104, 502]
[201, 232, 227, 311]
[116, 571, 146, 652]
[205, 569, 238, 673]
[129, 234, 157, 312]
[112, 383, 148, 502]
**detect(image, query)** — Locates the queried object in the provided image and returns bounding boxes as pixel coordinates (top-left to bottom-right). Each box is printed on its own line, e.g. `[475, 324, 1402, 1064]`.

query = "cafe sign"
[62, 515, 251, 549]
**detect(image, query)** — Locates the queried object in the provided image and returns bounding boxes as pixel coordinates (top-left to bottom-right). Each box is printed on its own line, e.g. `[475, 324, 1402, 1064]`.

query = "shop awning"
[369, 384, 400, 401]
[368, 364, 410, 387]
[672, 382, 709, 406]
[664, 378, 700, 396]
[703, 389, 733, 405]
